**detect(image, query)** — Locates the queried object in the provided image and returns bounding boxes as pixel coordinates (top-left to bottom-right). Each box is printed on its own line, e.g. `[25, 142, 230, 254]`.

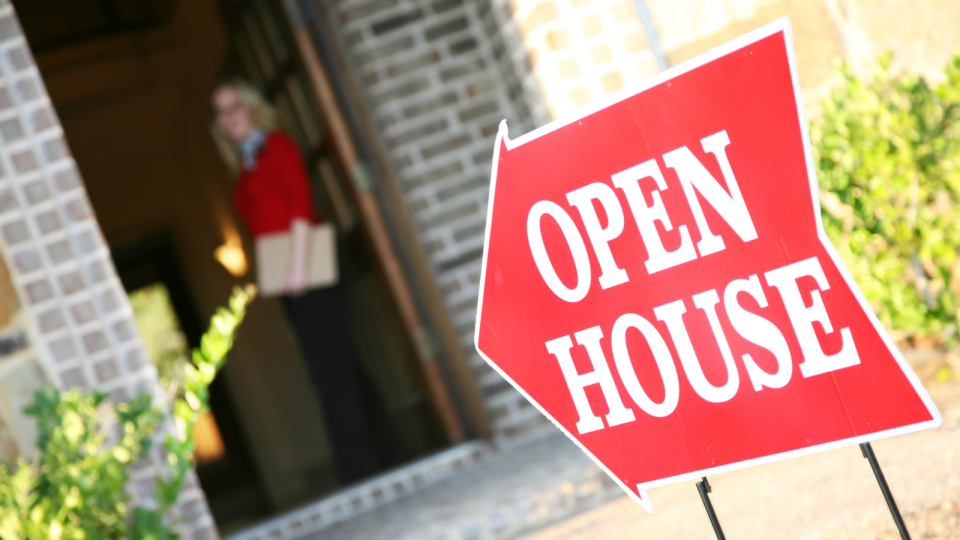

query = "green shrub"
[811, 53, 960, 344]
[0, 285, 256, 540]
[0, 390, 161, 540]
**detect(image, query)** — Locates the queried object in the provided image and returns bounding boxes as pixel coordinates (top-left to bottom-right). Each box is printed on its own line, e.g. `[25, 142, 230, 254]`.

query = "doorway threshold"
[225, 440, 492, 540]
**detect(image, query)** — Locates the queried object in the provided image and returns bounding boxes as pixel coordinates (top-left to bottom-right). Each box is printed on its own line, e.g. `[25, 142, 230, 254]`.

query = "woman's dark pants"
[281, 284, 382, 485]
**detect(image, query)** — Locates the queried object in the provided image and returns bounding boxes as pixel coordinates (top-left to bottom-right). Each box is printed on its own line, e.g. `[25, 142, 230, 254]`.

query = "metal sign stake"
[696, 477, 727, 540]
[860, 442, 911, 540]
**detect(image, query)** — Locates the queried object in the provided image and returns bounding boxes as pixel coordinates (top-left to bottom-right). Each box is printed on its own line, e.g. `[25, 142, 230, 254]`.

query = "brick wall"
[479, 0, 552, 129]
[0, 3, 217, 538]
[647, 0, 960, 96]
[328, 0, 553, 440]
[508, 0, 662, 118]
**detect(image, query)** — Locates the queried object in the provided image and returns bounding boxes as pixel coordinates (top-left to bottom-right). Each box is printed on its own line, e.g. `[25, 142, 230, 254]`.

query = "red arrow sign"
[475, 18, 940, 512]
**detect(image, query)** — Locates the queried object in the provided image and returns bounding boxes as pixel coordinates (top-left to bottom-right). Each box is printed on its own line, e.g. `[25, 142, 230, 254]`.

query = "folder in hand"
[255, 223, 338, 296]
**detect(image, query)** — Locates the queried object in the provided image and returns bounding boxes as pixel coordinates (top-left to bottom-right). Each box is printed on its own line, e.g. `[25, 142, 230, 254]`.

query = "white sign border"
[473, 17, 942, 513]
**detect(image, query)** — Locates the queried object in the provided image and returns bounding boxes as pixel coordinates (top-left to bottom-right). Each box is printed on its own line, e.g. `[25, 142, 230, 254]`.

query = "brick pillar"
[0, 3, 218, 538]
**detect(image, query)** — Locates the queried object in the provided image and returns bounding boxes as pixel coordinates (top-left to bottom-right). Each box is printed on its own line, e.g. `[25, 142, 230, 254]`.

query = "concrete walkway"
[308, 430, 623, 540]
[307, 372, 959, 540]
[521, 377, 960, 540]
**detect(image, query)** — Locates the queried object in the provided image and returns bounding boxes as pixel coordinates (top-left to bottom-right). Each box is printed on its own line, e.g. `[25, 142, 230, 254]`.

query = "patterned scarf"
[239, 129, 266, 170]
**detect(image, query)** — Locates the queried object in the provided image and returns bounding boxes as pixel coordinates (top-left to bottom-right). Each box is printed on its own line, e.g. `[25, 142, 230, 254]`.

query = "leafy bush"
[811, 53, 960, 344]
[0, 391, 160, 540]
[0, 285, 256, 540]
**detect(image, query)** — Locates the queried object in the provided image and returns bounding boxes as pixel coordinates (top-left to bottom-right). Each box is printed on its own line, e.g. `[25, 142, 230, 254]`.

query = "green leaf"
[813, 52, 960, 345]
[0, 286, 255, 540]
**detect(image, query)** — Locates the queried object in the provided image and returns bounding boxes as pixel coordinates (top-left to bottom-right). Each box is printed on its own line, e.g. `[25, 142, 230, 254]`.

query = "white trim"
[473, 17, 941, 512]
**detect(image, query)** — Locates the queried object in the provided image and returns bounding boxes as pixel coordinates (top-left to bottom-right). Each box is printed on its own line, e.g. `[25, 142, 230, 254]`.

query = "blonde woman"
[211, 80, 383, 485]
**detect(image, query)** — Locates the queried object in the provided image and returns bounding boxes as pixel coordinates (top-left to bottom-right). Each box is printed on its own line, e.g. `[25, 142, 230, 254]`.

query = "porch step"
[299, 434, 622, 540]
[226, 440, 493, 540]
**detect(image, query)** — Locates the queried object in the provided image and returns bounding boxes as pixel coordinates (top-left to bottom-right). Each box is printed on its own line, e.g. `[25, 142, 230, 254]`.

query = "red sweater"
[232, 132, 319, 238]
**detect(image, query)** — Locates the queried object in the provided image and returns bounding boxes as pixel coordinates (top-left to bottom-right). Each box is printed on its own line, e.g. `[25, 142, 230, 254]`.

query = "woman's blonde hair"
[210, 79, 280, 175]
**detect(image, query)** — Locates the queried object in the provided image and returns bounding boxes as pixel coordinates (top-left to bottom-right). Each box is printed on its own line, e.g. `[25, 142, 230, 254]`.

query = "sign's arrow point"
[636, 487, 654, 513]
[497, 119, 513, 150]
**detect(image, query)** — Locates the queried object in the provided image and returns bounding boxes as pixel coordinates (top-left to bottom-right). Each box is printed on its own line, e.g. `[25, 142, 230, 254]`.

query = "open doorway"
[217, 0, 462, 469]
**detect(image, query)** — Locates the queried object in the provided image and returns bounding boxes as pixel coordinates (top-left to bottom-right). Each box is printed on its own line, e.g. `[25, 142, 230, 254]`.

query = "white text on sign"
[526, 130, 759, 302]
[528, 130, 861, 435]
